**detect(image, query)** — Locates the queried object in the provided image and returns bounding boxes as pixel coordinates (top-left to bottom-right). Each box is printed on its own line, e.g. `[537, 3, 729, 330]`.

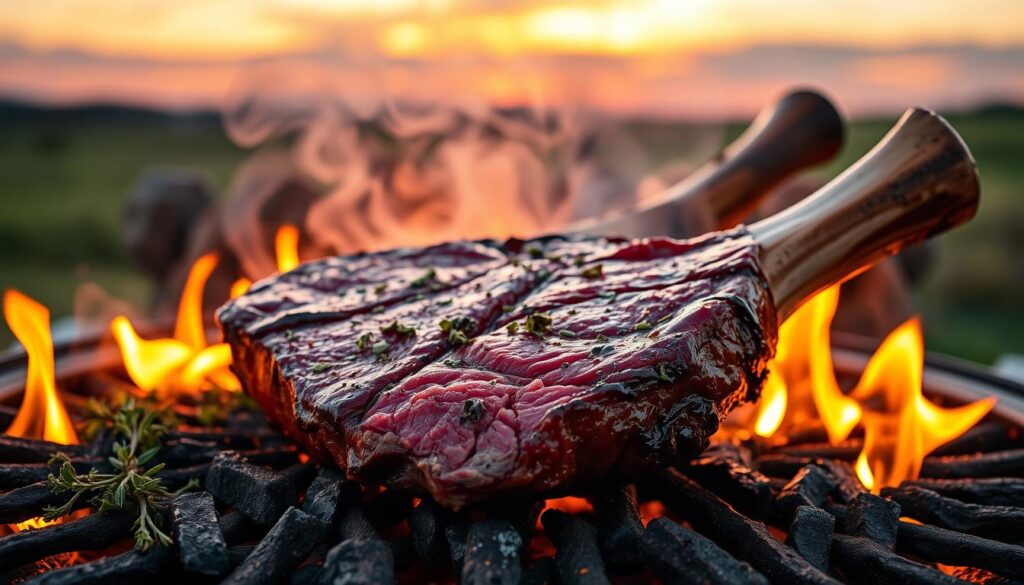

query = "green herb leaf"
[506, 322, 520, 334]
[410, 268, 438, 288]
[381, 321, 416, 336]
[580, 264, 603, 278]
[634, 320, 653, 332]
[524, 313, 553, 336]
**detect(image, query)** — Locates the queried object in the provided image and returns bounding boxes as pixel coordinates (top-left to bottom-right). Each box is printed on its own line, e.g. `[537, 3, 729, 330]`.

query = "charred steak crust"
[218, 229, 776, 507]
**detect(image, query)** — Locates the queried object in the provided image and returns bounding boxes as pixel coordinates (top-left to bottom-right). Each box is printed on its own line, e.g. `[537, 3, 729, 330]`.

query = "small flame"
[752, 285, 861, 444]
[3, 290, 78, 445]
[111, 253, 239, 396]
[275, 224, 301, 272]
[851, 318, 995, 492]
[227, 225, 301, 298]
[752, 364, 786, 437]
[230, 278, 253, 299]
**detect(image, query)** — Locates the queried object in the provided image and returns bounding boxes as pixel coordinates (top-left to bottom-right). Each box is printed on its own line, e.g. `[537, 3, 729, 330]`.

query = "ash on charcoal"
[462, 519, 523, 585]
[204, 451, 299, 525]
[640, 517, 768, 585]
[843, 493, 900, 550]
[322, 539, 395, 585]
[542, 510, 610, 585]
[171, 491, 230, 576]
[786, 505, 834, 572]
[222, 507, 328, 585]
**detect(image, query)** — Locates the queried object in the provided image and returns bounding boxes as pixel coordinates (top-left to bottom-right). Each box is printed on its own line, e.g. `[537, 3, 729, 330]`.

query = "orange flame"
[3, 290, 78, 445]
[228, 225, 301, 298]
[111, 253, 239, 396]
[851, 318, 995, 492]
[274, 224, 300, 272]
[752, 285, 861, 444]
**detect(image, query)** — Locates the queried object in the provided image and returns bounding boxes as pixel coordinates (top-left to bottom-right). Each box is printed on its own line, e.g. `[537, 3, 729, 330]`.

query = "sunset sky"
[1, 0, 1022, 117]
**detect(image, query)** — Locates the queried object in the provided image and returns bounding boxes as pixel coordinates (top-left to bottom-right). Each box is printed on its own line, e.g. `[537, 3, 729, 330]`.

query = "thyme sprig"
[44, 398, 198, 551]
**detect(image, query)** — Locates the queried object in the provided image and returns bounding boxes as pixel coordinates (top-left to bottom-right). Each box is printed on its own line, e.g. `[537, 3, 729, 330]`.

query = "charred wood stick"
[219, 510, 262, 544]
[831, 533, 960, 585]
[817, 459, 867, 503]
[204, 452, 300, 525]
[932, 421, 1021, 457]
[882, 486, 1024, 542]
[446, 516, 469, 572]
[461, 519, 523, 585]
[222, 507, 328, 585]
[0, 459, 98, 490]
[21, 546, 176, 585]
[649, 469, 838, 584]
[0, 509, 135, 573]
[683, 443, 773, 517]
[900, 477, 1024, 507]
[754, 453, 813, 477]
[591, 485, 644, 569]
[0, 436, 90, 464]
[302, 467, 360, 526]
[410, 498, 449, 564]
[774, 465, 838, 521]
[786, 505, 834, 572]
[0, 482, 88, 524]
[896, 521, 1024, 580]
[922, 448, 1024, 479]
[171, 491, 230, 576]
[541, 510, 608, 585]
[639, 517, 768, 585]
[229, 545, 258, 567]
[322, 539, 396, 585]
[159, 463, 209, 488]
[773, 441, 861, 461]
[843, 492, 900, 549]
[339, 505, 379, 542]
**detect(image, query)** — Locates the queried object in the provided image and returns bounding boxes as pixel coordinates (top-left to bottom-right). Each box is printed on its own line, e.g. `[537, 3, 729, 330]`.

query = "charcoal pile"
[2, 390, 1024, 584]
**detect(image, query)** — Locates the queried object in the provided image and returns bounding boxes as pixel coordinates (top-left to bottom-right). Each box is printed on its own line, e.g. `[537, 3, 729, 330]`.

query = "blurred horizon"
[2, 0, 1023, 118]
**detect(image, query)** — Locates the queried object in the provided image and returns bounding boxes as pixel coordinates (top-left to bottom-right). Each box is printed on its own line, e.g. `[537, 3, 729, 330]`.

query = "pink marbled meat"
[218, 229, 776, 507]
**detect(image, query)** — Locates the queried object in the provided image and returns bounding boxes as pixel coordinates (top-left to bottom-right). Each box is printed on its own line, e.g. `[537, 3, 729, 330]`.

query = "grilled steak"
[219, 228, 776, 507]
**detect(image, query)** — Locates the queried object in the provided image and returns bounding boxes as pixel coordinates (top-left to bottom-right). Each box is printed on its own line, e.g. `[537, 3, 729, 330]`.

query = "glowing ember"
[850, 318, 995, 492]
[111, 253, 239, 396]
[3, 290, 78, 445]
[752, 285, 860, 444]
[275, 224, 301, 272]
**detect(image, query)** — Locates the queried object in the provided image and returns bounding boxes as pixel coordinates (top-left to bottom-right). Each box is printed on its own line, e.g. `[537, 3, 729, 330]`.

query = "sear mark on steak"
[219, 229, 776, 507]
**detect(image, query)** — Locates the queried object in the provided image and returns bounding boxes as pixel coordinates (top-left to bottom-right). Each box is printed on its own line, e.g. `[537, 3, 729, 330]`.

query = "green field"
[1, 103, 1021, 362]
